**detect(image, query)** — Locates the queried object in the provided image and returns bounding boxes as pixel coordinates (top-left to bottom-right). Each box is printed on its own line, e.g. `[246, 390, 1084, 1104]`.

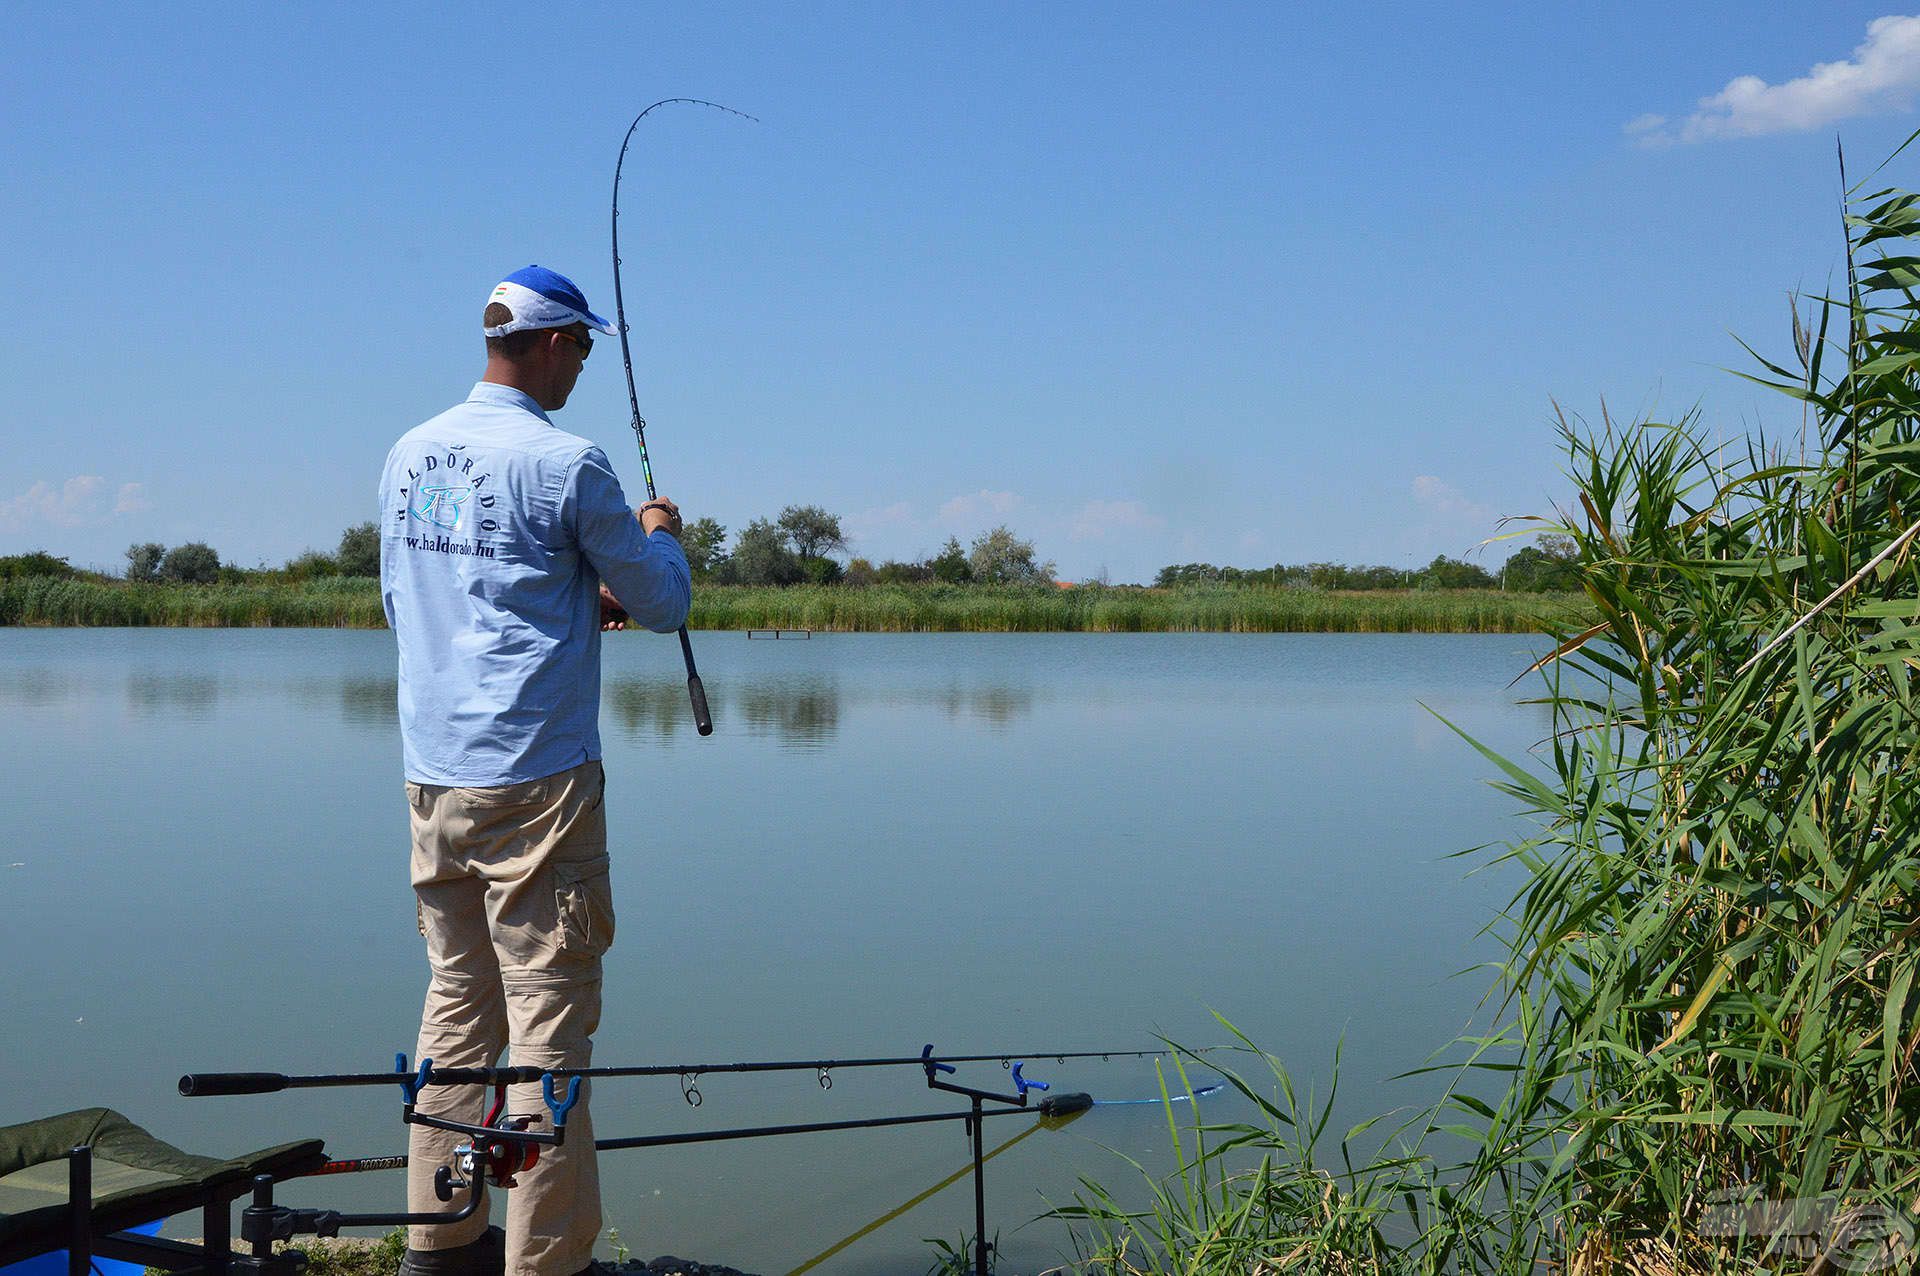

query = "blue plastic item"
[0, 1217, 161, 1276]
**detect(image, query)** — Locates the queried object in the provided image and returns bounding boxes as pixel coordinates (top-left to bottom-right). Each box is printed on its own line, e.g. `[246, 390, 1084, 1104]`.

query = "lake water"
[0, 629, 1548, 1274]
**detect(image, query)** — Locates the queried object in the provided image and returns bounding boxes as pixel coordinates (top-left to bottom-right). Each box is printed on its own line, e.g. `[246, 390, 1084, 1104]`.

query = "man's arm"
[563, 447, 691, 633]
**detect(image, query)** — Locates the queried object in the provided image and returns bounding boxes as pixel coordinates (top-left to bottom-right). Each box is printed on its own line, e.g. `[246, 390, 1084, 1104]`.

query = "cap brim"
[582, 309, 616, 335]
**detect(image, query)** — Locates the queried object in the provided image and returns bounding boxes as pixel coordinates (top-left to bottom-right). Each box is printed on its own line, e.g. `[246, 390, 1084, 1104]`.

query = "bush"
[0, 551, 76, 581]
[159, 542, 222, 584]
[283, 550, 341, 583]
[1501, 535, 1580, 591]
[336, 522, 380, 577]
[968, 526, 1054, 585]
[801, 555, 844, 585]
[875, 558, 934, 584]
[1419, 553, 1495, 589]
[125, 542, 165, 582]
[719, 518, 802, 586]
[928, 538, 971, 583]
[681, 517, 727, 577]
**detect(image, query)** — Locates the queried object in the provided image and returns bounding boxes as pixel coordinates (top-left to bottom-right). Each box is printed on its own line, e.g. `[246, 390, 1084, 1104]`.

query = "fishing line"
[610, 99, 759, 737]
[782, 1112, 1069, 1276]
[780, 1084, 1223, 1275]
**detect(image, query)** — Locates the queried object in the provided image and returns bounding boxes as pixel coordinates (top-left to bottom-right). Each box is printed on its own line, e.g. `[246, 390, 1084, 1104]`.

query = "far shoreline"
[0, 580, 1584, 635]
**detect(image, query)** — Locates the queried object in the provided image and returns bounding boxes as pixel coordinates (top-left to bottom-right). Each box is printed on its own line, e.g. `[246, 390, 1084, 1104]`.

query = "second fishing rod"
[179, 1045, 1170, 1096]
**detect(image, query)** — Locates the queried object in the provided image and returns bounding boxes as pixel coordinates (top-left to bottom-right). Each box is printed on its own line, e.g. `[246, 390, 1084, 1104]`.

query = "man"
[378, 265, 691, 1276]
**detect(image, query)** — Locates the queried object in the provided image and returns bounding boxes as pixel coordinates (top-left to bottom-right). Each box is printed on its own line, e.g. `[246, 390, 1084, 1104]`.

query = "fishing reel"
[476, 1084, 543, 1188]
[430, 1085, 548, 1197]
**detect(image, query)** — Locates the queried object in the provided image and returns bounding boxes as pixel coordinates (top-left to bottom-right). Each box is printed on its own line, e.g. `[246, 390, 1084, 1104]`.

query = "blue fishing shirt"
[379, 381, 691, 786]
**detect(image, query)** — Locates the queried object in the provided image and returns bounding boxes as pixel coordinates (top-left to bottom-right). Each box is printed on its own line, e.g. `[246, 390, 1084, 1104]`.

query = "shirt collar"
[469, 380, 552, 424]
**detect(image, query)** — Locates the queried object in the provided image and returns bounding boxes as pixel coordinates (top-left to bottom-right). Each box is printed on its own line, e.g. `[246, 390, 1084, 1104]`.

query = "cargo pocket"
[552, 852, 615, 957]
[459, 777, 551, 809]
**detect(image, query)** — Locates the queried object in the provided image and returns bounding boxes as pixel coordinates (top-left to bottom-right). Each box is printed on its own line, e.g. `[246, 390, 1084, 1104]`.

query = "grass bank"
[0, 577, 1581, 633]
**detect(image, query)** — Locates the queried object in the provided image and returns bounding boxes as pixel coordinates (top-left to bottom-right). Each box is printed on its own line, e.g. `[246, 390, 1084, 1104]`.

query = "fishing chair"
[0, 1108, 325, 1276]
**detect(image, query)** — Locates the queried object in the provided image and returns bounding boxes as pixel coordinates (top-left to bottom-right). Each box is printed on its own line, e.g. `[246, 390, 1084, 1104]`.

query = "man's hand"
[599, 583, 630, 631]
[638, 498, 683, 538]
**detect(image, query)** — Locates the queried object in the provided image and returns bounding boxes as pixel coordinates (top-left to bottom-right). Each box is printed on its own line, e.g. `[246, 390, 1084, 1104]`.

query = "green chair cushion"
[0, 1109, 325, 1266]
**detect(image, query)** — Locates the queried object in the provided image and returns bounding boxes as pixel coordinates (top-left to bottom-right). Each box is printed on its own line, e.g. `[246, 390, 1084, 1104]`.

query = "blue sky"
[6, 4, 1920, 583]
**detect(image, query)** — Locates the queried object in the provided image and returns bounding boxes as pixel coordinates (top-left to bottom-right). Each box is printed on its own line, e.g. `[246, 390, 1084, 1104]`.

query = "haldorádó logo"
[411, 484, 473, 531]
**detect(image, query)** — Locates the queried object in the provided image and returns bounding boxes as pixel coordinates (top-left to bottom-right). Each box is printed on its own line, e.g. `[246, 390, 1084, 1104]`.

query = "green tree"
[159, 542, 222, 584]
[1156, 562, 1232, 587]
[0, 551, 76, 581]
[721, 518, 802, 586]
[1418, 554, 1495, 589]
[875, 558, 933, 584]
[928, 537, 972, 583]
[967, 525, 1054, 585]
[681, 517, 728, 576]
[801, 556, 844, 584]
[336, 522, 380, 577]
[1501, 534, 1581, 592]
[282, 550, 340, 582]
[125, 542, 165, 582]
[776, 505, 846, 569]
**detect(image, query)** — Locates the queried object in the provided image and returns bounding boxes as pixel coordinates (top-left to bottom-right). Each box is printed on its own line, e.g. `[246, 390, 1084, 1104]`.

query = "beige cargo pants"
[404, 759, 612, 1276]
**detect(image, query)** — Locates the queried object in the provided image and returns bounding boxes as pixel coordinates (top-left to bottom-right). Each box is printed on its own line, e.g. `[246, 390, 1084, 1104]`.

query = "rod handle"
[179, 1072, 287, 1097]
[688, 672, 713, 736]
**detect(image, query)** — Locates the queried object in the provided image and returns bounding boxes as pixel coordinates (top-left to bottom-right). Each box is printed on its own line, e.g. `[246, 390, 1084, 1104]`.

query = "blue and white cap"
[483, 265, 617, 337]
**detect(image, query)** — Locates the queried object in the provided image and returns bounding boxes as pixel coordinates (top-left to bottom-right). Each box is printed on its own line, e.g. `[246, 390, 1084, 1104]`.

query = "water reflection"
[605, 676, 847, 745]
[0, 668, 87, 707]
[338, 677, 396, 727]
[605, 678, 688, 741]
[937, 683, 1034, 727]
[735, 679, 840, 745]
[126, 672, 220, 717]
[602, 675, 1040, 743]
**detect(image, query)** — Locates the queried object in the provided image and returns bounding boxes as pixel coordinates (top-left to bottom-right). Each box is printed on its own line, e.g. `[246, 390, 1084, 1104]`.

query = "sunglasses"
[554, 329, 592, 359]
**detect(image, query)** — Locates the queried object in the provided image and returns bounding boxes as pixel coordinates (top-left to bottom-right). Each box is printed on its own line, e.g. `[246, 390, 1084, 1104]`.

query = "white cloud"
[1631, 15, 1920, 145]
[847, 500, 915, 530]
[842, 501, 916, 553]
[0, 476, 112, 531]
[1411, 475, 1495, 524]
[1070, 499, 1166, 541]
[0, 476, 154, 536]
[938, 489, 1017, 524]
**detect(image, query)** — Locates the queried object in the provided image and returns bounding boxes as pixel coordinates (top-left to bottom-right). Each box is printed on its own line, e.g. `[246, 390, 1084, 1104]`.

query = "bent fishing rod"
[611, 99, 756, 738]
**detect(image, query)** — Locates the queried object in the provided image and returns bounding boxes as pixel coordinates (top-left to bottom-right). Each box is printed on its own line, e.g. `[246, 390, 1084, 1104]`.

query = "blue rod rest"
[395, 1054, 434, 1105]
[1011, 1063, 1049, 1095]
[920, 1044, 956, 1076]
[543, 1074, 582, 1128]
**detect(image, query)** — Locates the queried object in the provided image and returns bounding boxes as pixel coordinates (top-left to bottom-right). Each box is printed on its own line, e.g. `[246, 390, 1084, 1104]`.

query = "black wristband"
[640, 502, 682, 536]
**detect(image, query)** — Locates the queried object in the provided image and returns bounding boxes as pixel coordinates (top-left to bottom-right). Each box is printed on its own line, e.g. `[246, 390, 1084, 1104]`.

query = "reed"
[1056, 151, 1920, 1271]
[1, 578, 1577, 633]
[0, 576, 387, 628]
[690, 584, 1573, 633]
